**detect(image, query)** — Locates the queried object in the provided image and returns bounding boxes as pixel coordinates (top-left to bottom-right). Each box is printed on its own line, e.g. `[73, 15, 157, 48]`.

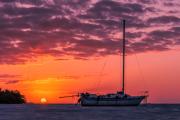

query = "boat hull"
[80, 96, 145, 106]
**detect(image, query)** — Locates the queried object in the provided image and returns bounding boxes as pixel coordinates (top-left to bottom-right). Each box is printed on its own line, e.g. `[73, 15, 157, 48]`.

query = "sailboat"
[59, 20, 146, 106]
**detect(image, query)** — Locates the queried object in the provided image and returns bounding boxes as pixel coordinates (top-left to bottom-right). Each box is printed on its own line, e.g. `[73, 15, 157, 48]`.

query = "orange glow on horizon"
[0, 50, 180, 103]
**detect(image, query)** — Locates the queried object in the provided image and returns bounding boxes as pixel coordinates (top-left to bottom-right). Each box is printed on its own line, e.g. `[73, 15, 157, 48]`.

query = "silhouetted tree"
[0, 89, 26, 104]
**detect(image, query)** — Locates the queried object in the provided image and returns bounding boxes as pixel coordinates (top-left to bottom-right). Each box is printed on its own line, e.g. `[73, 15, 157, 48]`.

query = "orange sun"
[40, 98, 47, 104]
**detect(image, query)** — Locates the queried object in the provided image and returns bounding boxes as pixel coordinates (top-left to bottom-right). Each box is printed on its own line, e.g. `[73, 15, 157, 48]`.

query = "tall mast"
[122, 20, 126, 94]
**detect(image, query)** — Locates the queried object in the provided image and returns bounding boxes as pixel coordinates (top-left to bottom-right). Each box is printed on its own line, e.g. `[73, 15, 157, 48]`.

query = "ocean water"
[0, 104, 180, 120]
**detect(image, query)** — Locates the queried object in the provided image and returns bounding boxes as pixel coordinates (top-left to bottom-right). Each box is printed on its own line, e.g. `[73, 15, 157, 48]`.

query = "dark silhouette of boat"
[60, 20, 146, 106]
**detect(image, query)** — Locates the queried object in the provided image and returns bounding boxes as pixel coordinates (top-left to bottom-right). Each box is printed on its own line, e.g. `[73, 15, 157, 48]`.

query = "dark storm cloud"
[0, 0, 179, 64]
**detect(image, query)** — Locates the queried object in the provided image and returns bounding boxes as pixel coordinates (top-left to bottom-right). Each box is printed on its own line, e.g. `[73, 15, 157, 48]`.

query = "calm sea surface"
[0, 104, 179, 120]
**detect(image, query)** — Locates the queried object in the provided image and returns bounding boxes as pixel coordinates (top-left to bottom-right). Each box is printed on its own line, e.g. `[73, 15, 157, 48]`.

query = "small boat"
[60, 20, 146, 106]
[79, 92, 145, 106]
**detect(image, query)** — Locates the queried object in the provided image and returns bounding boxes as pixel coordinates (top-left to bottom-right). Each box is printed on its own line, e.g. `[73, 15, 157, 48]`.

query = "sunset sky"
[0, 0, 180, 103]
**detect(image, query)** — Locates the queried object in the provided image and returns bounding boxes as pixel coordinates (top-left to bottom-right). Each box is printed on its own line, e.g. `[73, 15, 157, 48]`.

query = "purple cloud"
[5, 80, 19, 84]
[147, 16, 180, 24]
[0, 74, 21, 78]
[0, 0, 179, 64]
[0, 74, 21, 84]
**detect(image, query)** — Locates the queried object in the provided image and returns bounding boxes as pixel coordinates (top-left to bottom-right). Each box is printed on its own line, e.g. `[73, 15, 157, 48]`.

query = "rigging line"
[95, 58, 108, 94]
[134, 53, 148, 92]
[135, 53, 145, 81]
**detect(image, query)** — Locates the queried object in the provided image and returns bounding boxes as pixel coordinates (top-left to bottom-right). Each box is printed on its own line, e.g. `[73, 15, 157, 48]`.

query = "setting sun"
[40, 98, 47, 104]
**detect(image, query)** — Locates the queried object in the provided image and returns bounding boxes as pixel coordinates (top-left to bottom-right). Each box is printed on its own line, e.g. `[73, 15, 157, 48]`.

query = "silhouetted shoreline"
[0, 89, 26, 104]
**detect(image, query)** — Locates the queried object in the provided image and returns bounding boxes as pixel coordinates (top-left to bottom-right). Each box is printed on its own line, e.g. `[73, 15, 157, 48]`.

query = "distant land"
[0, 89, 26, 104]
